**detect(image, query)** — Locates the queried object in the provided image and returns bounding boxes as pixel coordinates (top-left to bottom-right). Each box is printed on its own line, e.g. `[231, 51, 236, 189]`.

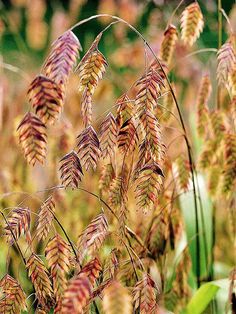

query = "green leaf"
[179, 174, 213, 279]
[186, 279, 229, 314]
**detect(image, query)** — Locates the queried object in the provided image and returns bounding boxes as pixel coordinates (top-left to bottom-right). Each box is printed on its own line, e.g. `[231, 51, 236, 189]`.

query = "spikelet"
[76, 126, 101, 171]
[28, 75, 63, 125]
[196, 74, 211, 136]
[160, 91, 174, 122]
[77, 213, 108, 263]
[198, 140, 217, 170]
[45, 234, 71, 301]
[222, 133, 236, 196]
[118, 204, 128, 241]
[210, 110, 226, 143]
[99, 112, 118, 159]
[103, 249, 119, 282]
[116, 93, 134, 128]
[43, 30, 82, 92]
[135, 66, 164, 116]
[208, 165, 221, 197]
[36, 195, 55, 242]
[133, 274, 159, 314]
[103, 280, 132, 314]
[99, 163, 116, 196]
[217, 42, 236, 85]
[134, 139, 152, 172]
[118, 118, 138, 154]
[109, 176, 127, 209]
[17, 112, 47, 165]
[139, 110, 163, 162]
[175, 156, 191, 192]
[4, 207, 31, 245]
[35, 308, 47, 314]
[180, 2, 204, 46]
[160, 24, 178, 66]
[76, 34, 108, 127]
[61, 274, 91, 314]
[0, 274, 27, 314]
[146, 209, 169, 258]
[59, 150, 83, 189]
[134, 163, 164, 211]
[26, 253, 53, 306]
[78, 257, 102, 285]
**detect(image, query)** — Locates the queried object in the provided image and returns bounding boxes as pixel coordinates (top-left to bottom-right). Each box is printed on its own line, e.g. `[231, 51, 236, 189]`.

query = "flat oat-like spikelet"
[76, 125, 101, 171]
[160, 24, 178, 66]
[36, 195, 55, 242]
[78, 257, 102, 285]
[43, 30, 82, 91]
[103, 249, 119, 282]
[4, 207, 31, 245]
[99, 163, 115, 196]
[59, 150, 83, 189]
[26, 253, 53, 306]
[76, 34, 108, 127]
[196, 74, 211, 136]
[180, 2, 204, 47]
[134, 163, 164, 211]
[0, 274, 27, 313]
[159, 93, 173, 123]
[17, 112, 47, 165]
[217, 42, 236, 85]
[133, 274, 159, 314]
[146, 209, 169, 258]
[139, 110, 163, 162]
[175, 155, 191, 192]
[210, 110, 226, 143]
[118, 117, 138, 154]
[222, 133, 236, 196]
[199, 140, 217, 170]
[45, 233, 71, 301]
[77, 213, 108, 263]
[28, 75, 63, 125]
[61, 274, 91, 314]
[133, 141, 151, 177]
[208, 165, 221, 197]
[99, 112, 118, 159]
[135, 66, 164, 116]
[116, 93, 134, 128]
[109, 176, 127, 209]
[103, 280, 132, 314]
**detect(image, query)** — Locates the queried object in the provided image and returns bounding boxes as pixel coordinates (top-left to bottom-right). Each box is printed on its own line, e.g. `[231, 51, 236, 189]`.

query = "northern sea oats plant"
[0, 1, 235, 313]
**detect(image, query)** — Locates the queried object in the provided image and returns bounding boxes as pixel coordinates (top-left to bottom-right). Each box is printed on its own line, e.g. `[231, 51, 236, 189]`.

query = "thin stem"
[78, 187, 118, 219]
[167, 0, 185, 26]
[1, 212, 26, 266]
[47, 208, 79, 262]
[220, 8, 233, 34]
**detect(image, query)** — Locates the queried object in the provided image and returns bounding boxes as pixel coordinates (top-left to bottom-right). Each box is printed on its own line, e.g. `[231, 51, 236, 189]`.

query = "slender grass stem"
[1, 211, 26, 266]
